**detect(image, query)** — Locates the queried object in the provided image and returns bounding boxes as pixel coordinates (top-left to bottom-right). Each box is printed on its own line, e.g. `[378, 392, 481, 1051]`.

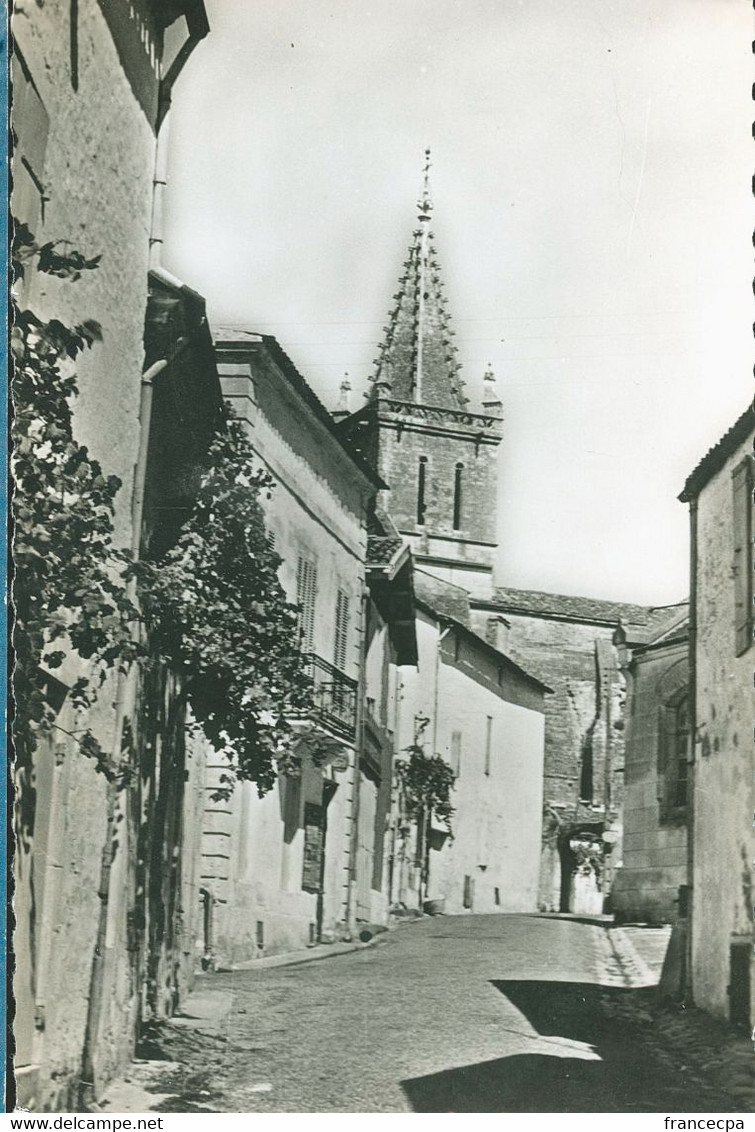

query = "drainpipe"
[79, 345, 190, 1104]
[685, 497, 698, 1001]
[431, 625, 452, 756]
[345, 581, 370, 937]
[149, 112, 171, 271]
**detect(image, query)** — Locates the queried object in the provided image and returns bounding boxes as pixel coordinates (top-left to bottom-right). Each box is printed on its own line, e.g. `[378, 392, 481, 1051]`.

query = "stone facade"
[11, 0, 210, 1108]
[200, 331, 380, 963]
[612, 613, 689, 924]
[681, 407, 755, 1028]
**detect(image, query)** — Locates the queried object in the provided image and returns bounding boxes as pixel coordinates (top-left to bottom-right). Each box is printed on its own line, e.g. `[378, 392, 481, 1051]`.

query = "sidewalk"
[605, 922, 754, 1113]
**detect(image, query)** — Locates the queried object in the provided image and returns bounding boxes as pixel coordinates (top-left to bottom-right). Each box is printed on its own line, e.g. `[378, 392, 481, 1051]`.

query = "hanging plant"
[132, 413, 315, 798]
[395, 716, 456, 835]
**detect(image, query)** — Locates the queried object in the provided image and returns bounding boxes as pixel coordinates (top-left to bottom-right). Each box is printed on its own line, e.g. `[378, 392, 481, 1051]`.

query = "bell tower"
[341, 152, 503, 599]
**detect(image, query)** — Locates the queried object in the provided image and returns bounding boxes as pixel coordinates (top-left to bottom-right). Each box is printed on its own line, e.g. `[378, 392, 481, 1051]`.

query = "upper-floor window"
[417, 456, 428, 525]
[296, 554, 318, 652]
[453, 463, 464, 530]
[334, 588, 351, 672]
[732, 456, 753, 656]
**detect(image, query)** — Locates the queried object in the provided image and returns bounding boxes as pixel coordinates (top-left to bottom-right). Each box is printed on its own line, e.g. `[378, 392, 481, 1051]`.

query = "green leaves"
[395, 719, 456, 834]
[11, 225, 139, 776]
[132, 411, 314, 797]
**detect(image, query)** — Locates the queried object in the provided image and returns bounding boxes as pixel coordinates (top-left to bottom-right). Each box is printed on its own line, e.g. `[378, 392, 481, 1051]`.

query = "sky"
[163, 0, 754, 606]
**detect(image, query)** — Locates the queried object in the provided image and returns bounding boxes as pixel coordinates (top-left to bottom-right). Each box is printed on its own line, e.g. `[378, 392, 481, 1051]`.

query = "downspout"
[686, 496, 698, 1002]
[345, 580, 370, 937]
[79, 355, 171, 1104]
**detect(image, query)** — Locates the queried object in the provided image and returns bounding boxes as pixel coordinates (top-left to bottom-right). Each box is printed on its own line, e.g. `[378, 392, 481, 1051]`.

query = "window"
[672, 696, 689, 808]
[453, 463, 464, 530]
[484, 715, 493, 776]
[334, 588, 351, 672]
[417, 456, 428, 525]
[296, 554, 318, 651]
[10, 50, 49, 232]
[450, 730, 462, 776]
[463, 875, 475, 910]
[658, 690, 689, 819]
[732, 457, 754, 656]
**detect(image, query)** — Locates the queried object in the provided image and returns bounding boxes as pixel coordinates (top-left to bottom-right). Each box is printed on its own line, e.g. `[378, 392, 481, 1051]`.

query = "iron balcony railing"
[301, 653, 358, 742]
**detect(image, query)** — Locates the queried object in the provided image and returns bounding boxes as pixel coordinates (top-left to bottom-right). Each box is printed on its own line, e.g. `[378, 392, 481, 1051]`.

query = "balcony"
[301, 653, 358, 743]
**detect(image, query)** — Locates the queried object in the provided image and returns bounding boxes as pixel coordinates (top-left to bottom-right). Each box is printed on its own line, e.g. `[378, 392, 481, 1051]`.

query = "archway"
[557, 824, 605, 914]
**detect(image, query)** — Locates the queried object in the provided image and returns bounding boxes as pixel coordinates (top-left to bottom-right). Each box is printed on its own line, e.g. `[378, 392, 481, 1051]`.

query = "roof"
[679, 404, 754, 502]
[367, 165, 490, 413]
[630, 605, 690, 655]
[415, 595, 553, 696]
[366, 510, 410, 578]
[488, 586, 681, 627]
[214, 327, 387, 491]
[413, 571, 551, 695]
[414, 568, 473, 626]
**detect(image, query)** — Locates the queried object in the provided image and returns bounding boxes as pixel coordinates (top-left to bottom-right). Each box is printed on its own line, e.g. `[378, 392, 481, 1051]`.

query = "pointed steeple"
[369, 150, 468, 410]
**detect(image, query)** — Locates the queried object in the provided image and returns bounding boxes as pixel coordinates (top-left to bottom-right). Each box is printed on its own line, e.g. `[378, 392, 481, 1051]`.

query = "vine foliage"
[12, 223, 314, 798]
[133, 415, 314, 797]
[395, 715, 456, 834]
[11, 222, 139, 782]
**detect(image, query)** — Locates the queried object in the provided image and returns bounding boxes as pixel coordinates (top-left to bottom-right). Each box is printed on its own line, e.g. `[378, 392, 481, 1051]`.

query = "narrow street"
[103, 914, 746, 1113]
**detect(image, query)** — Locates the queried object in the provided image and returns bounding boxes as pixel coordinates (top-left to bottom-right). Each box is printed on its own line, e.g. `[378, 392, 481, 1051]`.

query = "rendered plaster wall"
[201, 360, 370, 962]
[691, 436, 755, 1022]
[613, 642, 688, 924]
[203, 753, 354, 963]
[471, 609, 625, 910]
[396, 612, 545, 915]
[11, 0, 157, 1107]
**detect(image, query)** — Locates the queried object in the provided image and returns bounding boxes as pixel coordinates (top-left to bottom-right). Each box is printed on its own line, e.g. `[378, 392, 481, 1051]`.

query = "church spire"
[369, 152, 468, 410]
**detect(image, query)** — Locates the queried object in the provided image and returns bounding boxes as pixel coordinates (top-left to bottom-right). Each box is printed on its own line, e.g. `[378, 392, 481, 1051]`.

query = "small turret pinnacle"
[482, 363, 503, 417]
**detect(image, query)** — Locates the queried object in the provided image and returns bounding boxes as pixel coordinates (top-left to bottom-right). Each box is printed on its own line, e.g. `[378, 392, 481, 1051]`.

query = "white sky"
[164, 0, 753, 606]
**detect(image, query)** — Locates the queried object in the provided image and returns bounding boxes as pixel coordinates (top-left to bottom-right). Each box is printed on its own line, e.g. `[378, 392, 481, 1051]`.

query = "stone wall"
[691, 433, 755, 1024]
[11, 0, 158, 1107]
[612, 638, 688, 923]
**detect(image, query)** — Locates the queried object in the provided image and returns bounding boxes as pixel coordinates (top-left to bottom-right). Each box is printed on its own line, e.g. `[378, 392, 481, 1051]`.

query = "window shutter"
[11, 52, 50, 232]
[296, 555, 317, 652]
[334, 589, 350, 671]
[732, 458, 753, 656]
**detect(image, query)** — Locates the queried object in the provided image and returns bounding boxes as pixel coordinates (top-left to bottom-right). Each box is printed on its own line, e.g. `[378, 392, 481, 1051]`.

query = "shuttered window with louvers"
[334, 588, 351, 672]
[296, 555, 317, 652]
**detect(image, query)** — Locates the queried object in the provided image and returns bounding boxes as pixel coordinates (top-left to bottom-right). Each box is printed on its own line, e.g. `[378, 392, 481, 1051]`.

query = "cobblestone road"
[106, 914, 747, 1113]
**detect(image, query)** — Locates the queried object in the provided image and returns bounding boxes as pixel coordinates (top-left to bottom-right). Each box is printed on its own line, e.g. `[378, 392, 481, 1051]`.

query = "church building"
[340, 156, 549, 915]
[340, 156, 687, 915]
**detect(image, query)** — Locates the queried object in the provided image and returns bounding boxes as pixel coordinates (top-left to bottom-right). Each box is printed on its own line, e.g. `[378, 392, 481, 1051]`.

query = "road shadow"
[401, 980, 726, 1113]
